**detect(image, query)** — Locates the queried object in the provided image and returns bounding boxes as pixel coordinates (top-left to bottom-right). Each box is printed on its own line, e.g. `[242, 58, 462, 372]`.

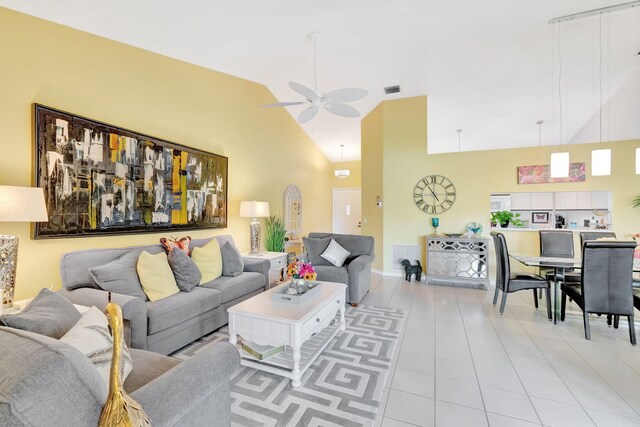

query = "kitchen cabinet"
[576, 192, 592, 209]
[554, 192, 577, 210]
[531, 192, 554, 210]
[510, 192, 531, 210]
[592, 191, 610, 209]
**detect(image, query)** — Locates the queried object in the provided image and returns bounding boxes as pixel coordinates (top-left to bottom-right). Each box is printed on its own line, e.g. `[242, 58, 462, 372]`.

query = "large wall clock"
[413, 175, 456, 214]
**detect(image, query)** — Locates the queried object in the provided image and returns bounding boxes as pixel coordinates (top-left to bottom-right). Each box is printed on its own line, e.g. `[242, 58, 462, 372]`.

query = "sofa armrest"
[130, 342, 240, 427]
[58, 288, 148, 350]
[347, 254, 375, 274]
[243, 258, 270, 289]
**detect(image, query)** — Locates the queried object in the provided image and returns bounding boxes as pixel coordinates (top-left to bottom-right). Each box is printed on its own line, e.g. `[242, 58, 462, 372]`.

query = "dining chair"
[560, 241, 636, 345]
[491, 232, 552, 319]
[539, 230, 581, 284]
[579, 231, 616, 247]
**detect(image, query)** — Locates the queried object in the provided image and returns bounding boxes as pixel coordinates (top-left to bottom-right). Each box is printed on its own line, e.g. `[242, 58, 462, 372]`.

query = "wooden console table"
[426, 236, 490, 289]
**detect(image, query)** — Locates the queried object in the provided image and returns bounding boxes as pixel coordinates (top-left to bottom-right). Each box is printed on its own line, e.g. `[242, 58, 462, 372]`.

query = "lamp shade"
[0, 186, 48, 222]
[591, 149, 611, 176]
[550, 152, 570, 178]
[239, 201, 270, 218]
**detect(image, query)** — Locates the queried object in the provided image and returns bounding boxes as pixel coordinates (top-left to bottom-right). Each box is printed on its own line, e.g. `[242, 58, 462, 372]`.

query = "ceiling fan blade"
[289, 81, 317, 99]
[325, 88, 368, 103]
[260, 102, 305, 108]
[298, 106, 319, 123]
[324, 103, 360, 118]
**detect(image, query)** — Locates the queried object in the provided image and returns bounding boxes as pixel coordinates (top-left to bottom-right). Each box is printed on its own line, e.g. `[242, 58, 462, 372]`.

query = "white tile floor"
[363, 274, 640, 427]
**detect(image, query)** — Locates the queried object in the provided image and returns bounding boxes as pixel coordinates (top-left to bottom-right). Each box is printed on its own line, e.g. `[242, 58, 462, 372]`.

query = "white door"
[333, 188, 362, 235]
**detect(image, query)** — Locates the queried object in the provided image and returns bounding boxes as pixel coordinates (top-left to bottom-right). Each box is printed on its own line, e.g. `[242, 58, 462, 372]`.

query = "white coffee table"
[228, 281, 347, 387]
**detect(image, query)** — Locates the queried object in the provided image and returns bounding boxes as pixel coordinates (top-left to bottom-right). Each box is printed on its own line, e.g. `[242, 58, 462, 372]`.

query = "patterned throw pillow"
[160, 236, 192, 256]
[59, 306, 133, 395]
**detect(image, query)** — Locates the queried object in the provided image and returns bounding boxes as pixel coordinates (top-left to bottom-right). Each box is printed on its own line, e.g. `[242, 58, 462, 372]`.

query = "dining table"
[510, 254, 640, 324]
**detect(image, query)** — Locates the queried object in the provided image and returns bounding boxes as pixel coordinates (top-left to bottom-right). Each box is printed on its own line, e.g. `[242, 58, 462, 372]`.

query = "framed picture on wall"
[532, 212, 550, 224]
[33, 104, 228, 238]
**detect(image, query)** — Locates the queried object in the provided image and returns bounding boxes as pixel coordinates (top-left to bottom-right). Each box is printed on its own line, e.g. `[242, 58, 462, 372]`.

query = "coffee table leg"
[228, 316, 237, 346]
[291, 347, 302, 387]
[339, 301, 346, 331]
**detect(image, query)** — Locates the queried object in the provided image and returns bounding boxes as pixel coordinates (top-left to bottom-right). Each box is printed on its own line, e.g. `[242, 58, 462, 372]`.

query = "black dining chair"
[491, 232, 552, 319]
[539, 230, 581, 285]
[579, 231, 616, 247]
[560, 241, 636, 345]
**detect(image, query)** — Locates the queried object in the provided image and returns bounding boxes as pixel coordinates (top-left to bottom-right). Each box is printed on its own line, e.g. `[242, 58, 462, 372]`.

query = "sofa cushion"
[89, 250, 148, 300]
[168, 249, 201, 292]
[314, 265, 349, 285]
[321, 239, 351, 267]
[192, 238, 223, 284]
[124, 348, 181, 393]
[146, 287, 223, 335]
[59, 306, 133, 394]
[200, 272, 265, 304]
[221, 241, 244, 277]
[0, 288, 81, 339]
[303, 236, 333, 266]
[137, 251, 181, 302]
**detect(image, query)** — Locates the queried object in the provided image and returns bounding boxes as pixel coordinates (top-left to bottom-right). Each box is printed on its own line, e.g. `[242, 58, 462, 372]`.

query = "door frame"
[332, 187, 361, 234]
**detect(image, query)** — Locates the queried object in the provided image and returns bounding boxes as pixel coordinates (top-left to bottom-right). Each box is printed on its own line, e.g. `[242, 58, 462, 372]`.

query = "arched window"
[283, 185, 302, 238]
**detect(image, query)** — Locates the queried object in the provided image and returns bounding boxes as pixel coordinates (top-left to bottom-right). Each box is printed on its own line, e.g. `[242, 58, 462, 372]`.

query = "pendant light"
[550, 22, 569, 178]
[591, 12, 611, 176]
[334, 144, 350, 178]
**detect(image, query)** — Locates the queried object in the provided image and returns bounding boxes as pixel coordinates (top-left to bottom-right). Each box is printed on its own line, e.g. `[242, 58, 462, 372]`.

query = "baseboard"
[372, 269, 426, 283]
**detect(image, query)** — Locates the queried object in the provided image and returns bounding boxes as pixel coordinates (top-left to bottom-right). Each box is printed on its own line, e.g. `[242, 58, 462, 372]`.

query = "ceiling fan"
[261, 32, 369, 124]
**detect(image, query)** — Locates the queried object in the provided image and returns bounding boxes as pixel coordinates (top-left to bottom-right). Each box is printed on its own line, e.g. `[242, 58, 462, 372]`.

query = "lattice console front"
[426, 236, 489, 289]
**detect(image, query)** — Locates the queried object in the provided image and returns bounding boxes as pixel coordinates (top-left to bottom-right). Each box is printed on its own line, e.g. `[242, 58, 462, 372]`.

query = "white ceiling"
[1, 0, 639, 162]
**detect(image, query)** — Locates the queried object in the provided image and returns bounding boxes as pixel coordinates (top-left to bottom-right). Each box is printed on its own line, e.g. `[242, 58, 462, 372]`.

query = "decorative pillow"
[168, 248, 202, 292]
[302, 236, 333, 266]
[89, 250, 147, 300]
[136, 251, 181, 301]
[160, 236, 192, 255]
[321, 239, 351, 267]
[0, 288, 81, 339]
[59, 306, 133, 394]
[221, 241, 244, 277]
[192, 238, 223, 284]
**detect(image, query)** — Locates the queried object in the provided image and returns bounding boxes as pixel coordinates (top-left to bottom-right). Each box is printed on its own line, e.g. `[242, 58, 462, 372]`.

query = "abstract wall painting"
[517, 162, 586, 185]
[34, 104, 227, 238]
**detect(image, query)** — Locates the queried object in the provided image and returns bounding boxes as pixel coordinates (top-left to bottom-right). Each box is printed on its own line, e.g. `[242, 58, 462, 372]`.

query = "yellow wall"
[330, 160, 361, 189]
[362, 96, 640, 273]
[0, 8, 333, 299]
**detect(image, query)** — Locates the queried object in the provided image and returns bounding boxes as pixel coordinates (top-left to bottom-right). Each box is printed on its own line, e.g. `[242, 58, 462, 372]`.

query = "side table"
[241, 251, 289, 285]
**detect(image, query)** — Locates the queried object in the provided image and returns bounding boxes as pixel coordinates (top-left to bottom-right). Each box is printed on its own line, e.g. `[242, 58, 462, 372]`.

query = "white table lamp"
[240, 201, 269, 254]
[0, 186, 48, 310]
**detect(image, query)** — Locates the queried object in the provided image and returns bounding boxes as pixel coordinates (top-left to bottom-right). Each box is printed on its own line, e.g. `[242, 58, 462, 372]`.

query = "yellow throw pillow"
[136, 251, 180, 302]
[191, 239, 223, 285]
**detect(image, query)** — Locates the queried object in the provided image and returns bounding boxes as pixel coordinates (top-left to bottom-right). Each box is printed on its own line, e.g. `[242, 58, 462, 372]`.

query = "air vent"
[384, 85, 401, 95]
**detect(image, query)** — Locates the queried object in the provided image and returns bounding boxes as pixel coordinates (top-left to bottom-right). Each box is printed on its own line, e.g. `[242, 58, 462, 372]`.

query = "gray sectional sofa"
[59, 235, 269, 355]
[304, 232, 375, 305]
[0, 326, 239, 426]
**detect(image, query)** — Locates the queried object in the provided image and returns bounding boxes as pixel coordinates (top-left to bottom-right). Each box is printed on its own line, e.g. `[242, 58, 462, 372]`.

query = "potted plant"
[264, 214, 287, 252]
[490, 211, 523, 228]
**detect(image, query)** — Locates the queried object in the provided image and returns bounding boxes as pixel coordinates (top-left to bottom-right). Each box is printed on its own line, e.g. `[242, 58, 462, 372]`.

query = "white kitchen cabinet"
[591, 191, 610, 209]
[576, 192, 592, 209]
[554, 192, 577, 210]
[510, 192, 531, 210]
[531, 192, 554, 210]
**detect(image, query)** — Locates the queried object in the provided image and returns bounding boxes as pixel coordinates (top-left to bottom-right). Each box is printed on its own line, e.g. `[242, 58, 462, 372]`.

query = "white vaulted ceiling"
[0, 0, 638, 162]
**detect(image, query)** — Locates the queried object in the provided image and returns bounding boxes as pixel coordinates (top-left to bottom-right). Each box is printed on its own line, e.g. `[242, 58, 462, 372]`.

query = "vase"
[500, 220, 509, 228]
[293, 278, 307, 294]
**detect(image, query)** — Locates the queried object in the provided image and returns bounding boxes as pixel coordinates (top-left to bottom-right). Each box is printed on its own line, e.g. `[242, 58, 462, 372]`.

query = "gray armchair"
[0, 326, 239, 426]
[303, 232, 375, 306]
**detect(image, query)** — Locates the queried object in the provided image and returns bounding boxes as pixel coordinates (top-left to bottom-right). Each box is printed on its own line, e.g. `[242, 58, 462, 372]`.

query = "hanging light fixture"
[334, 144, 350, 178]
[550, 22, 569, 178]
[591, 12, 611, 176]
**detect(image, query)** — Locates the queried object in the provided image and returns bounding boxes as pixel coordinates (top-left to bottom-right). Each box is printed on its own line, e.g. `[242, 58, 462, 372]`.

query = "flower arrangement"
[633, 233, 640, 259]
[287, 258, 317, 281]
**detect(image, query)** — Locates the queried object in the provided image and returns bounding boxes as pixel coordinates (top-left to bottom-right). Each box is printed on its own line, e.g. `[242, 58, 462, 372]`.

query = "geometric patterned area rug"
[172, 305, 405, 427]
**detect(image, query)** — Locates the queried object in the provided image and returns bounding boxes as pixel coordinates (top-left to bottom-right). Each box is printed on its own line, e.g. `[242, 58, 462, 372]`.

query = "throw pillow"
[160, 236, 192, 255]
[0, 288, 81, 339]
[221, 241, 244, 277]
[302, 236, 333, 266]
[168, 248, 202, 292]
[136, 251, 181, 301]
[59, 306, 133, 394]
[320, 238, 351, 267]
[191, 238, 223, 284]
[89, 250, 147, 300]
